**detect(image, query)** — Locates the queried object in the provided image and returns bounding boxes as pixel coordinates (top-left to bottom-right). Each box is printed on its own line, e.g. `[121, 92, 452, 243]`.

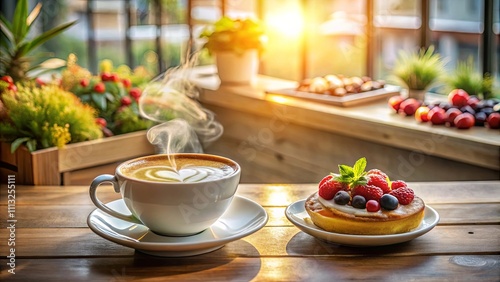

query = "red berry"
[95, 117, 107, 128]
[319, 175, 333, 187]
[467, 96, 480, 108]
[448, 89, 470, 107]
[80, 79, 89, 87]
[366, 200, 380, 212]
[486, 113, 500, 129]
[389, 187, 415, 205]
[129, 87, 142, 100]
[391, 180, 407, 190]
[388, 95, 404, 112]
[110, 73, 120, 82]
[415, 106, 430, 122]
[352, 184, 383, 202]
[399, 98, 420, 116]
[7, 84, 17, 92]
[120, 96, 132, 106]
[318, 175, 348, 200]
[428, 107, 446, 125]
[1, 75, 14, 85]
[367, 174, 391, 194]
[454, 113, 475, 129]
[445, 108, 462, 126]
[94, 82, 106, 93]
[367, 169, 388, 180]
[101, 72, 113, 81]
[122, 78, 132, 88]
[35, 77, 45, 86]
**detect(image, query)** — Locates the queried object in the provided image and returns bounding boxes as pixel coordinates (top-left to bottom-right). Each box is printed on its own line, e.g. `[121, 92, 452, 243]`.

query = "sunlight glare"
[266, 9, 304, 38]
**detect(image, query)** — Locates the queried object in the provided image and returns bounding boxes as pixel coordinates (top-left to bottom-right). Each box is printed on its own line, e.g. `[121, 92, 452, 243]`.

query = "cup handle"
[89, 174, 141, 224]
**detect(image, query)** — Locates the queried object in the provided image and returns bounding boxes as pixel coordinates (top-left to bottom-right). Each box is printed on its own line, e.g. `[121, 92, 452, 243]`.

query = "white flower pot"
[215, 50, 259, 84]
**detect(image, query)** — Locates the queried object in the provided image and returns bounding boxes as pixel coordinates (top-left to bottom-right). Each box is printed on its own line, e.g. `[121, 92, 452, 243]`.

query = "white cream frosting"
[317, 193, 423, 219]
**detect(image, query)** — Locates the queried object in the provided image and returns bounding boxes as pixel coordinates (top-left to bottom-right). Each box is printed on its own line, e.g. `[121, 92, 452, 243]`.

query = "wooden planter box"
[0, 130, 155, 185]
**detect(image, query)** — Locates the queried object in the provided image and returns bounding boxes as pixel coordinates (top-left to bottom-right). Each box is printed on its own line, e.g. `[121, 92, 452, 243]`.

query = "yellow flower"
[100, 59, 114, 73]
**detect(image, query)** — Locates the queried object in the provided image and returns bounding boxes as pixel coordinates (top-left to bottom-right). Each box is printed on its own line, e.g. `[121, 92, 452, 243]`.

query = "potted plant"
[0, 1, 157, 185]
[389, 46, 445, 101]
[199, 16, 267, 84]
[0, 0, 75, 82]
[445, 57, 495, 99]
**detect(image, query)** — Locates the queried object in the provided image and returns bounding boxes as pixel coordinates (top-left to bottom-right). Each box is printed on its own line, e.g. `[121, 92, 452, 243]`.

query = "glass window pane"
[306, 0, 367, 78]
[494, 0, 499, 90]
[430, 0, 482, 73]
[39, 0, 88, 68]
[372, 0, 421, 80]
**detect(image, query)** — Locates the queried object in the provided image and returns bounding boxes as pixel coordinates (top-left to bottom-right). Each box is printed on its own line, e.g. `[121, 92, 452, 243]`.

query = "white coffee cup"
[89, 153, 241, 236]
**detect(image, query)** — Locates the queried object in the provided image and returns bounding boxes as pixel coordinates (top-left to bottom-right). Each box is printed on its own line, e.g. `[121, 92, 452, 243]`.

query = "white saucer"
[87, 196, 268, 257]
[285, 199, 439, 247]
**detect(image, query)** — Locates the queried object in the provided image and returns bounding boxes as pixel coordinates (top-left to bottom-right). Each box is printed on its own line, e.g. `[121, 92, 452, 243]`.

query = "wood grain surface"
[0, 182, 499, 281]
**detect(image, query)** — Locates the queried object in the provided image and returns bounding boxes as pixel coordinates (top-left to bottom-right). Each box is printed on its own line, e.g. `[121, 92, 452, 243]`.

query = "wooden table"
[1, 181, 499, 281]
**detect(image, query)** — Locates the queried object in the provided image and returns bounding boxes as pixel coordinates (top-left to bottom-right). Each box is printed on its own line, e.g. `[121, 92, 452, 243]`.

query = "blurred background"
[1, 0, 498, 88]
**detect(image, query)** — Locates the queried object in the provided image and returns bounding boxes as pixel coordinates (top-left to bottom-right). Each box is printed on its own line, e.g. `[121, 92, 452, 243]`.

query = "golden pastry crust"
[305, 192, 425, 235]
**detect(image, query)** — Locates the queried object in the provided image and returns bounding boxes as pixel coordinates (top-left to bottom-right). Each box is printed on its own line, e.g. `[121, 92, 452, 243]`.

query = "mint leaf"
[353, 157, 367, 178]
[334, 157, 369, 187]
[338, 164, 354, 178]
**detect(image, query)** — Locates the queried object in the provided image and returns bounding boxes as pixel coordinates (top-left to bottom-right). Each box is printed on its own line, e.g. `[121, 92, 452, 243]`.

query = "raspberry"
[367, 169, 389, 180]
[389, 187, 414, 205]
[367, 174, 391, 194]
[391, 180, 407, 190]
[352, 184, 383, 202]
[318, 175, 348, 200]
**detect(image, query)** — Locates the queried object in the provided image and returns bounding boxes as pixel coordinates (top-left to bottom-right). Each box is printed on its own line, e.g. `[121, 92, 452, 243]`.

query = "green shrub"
[0, 83, 102, 152]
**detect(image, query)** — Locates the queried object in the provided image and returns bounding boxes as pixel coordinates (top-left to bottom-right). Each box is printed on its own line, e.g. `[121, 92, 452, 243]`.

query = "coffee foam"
[120, 155, 237, 183]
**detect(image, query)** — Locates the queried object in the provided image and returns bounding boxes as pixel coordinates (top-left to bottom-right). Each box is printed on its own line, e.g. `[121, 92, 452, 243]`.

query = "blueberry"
[351, 195, 366, 209]
[460, 105, 476, 115]
[333, 191, 350, 205]
[480, 107, 494, 116]
[380, 194, 399, 210]
[475, 112, 487, 126]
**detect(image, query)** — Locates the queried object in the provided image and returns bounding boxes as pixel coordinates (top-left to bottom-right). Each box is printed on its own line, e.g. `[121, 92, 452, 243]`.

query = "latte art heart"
[134, 165, 232, 182]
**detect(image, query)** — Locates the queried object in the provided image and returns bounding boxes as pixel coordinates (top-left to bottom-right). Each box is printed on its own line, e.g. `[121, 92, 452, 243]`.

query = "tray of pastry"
[266, 75, 401, 107]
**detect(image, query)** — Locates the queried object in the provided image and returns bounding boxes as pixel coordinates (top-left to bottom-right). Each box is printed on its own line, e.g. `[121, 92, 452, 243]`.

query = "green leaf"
[352, 157, 367, 178]
[105, 93, 115, 102]
[12, 0, 29, 43]
[10, 137, 30, 153]
[0, 13, 13, 31]
[25, 20, 76, 55]
[338, 164, 354, 178]
[26, 139, 37, 152]
[80, 94, 91, 102]
[91, 93, 107, 111]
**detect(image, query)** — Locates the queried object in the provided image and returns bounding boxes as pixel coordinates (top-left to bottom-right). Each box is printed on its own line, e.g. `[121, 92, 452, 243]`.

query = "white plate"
[87, 196, 268, 257]
[285, 199, 439, 247]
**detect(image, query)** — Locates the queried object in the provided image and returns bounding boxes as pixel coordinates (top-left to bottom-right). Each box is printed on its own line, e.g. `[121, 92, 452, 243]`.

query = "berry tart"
[305, 158, 425, 235]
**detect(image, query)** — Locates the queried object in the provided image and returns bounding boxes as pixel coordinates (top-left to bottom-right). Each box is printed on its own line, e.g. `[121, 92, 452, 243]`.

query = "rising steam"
[139, 54, 223, 154]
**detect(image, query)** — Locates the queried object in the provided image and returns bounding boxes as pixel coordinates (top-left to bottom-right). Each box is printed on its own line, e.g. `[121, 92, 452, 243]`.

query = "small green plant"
[59, 55, 154, 135]
[445, 57, 494, 99]
[390, 46, 445, 90]
[0, 0, 76, 82]
[199, 16, 266, 55]
[0, 83, 102, 152]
